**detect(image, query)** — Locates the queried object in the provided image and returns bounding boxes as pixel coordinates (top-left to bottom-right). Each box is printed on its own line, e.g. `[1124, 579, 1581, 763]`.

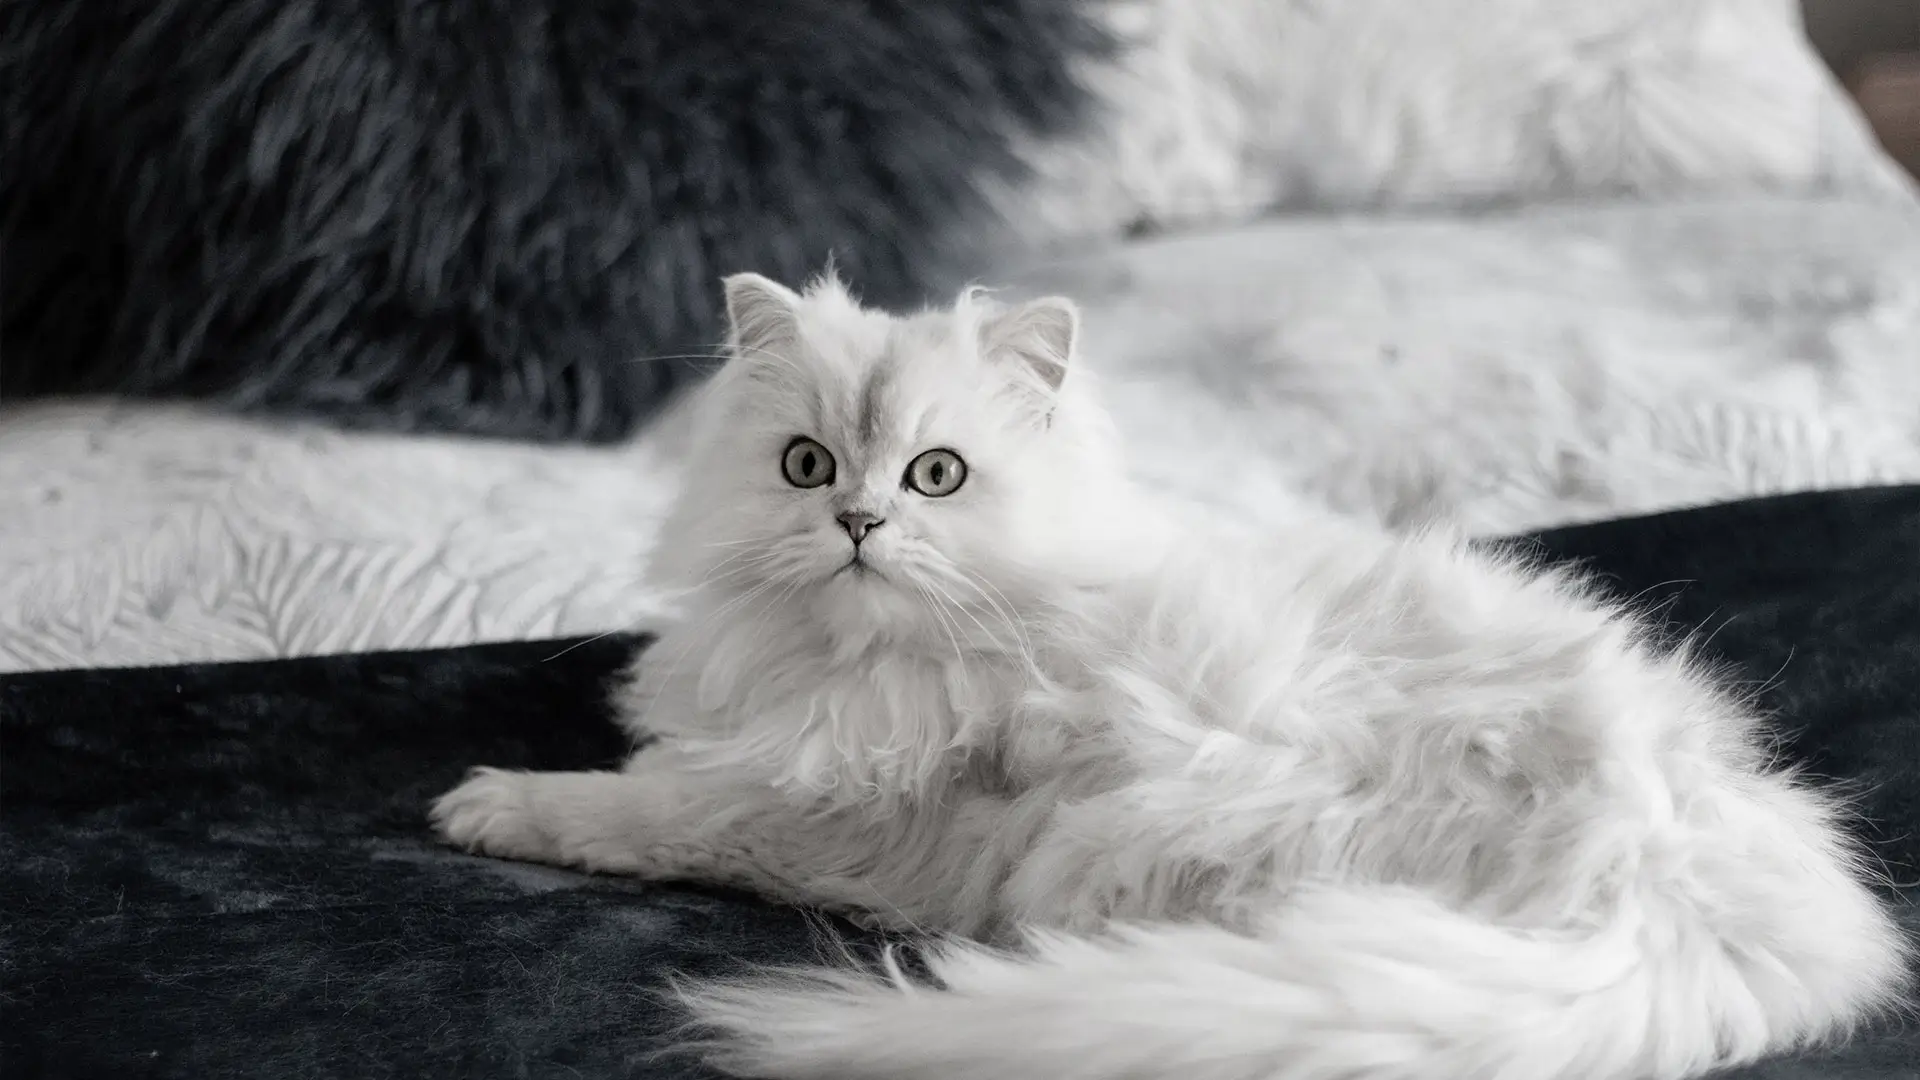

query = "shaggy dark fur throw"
[5, 487, 1920, 1078]
[0, 1, 1103, 440]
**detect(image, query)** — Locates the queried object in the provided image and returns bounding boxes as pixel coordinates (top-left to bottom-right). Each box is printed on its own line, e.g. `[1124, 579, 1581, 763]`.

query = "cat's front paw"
[431, 767, 552, 863]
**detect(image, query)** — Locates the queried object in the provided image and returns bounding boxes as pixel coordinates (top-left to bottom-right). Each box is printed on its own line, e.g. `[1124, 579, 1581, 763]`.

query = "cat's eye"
[782, 437, 836, 489]
[904, 449, 967, 497]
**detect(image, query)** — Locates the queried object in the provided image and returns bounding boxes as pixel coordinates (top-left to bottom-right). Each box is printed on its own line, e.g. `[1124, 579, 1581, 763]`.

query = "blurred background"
[1806, 0, 1920, 179]
[2, 0, 1918, 671]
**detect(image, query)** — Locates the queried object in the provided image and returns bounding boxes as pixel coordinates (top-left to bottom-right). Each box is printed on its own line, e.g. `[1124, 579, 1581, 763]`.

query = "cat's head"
[655, 270, 1138, 651]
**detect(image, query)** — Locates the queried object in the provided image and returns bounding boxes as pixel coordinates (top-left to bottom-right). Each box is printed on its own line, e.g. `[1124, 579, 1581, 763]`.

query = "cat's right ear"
[722, 273, 802, 360]
[982, 296, 1077, 392]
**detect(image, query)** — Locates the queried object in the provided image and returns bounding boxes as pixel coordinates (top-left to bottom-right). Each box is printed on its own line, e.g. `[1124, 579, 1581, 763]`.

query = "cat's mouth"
[837, 553, 881, 580]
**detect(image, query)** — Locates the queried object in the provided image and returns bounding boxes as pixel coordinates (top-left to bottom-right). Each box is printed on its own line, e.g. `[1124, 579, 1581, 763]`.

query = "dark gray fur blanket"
[0, 1, 1102, 440]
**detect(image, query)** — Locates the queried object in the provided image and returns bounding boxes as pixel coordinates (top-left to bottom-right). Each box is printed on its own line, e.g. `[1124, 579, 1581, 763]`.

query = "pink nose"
[836, 511, 884, 544]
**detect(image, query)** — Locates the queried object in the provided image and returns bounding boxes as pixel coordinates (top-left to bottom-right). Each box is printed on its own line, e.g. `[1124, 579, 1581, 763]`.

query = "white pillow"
[1001, 0, 1915, 240]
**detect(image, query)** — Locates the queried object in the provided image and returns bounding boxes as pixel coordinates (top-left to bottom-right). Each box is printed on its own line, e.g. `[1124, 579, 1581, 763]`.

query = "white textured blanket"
[5, 197, 1917, 671]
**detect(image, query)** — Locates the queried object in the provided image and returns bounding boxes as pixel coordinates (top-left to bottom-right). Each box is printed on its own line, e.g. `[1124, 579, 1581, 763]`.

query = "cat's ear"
[982, 296, 1078, 392]
[723, 273, 802, 359]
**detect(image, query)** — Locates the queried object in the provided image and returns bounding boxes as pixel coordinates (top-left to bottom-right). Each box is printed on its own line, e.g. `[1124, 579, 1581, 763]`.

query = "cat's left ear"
[982, 296, 1077, 392]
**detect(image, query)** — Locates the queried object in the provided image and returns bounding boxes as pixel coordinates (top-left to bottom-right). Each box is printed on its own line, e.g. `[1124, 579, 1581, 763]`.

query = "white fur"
[994, 0, 1913, 244]
[433, 274, 1906, 1080]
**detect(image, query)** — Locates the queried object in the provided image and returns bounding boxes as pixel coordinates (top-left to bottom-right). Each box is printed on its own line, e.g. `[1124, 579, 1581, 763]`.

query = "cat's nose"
[836, 511, 884, 544]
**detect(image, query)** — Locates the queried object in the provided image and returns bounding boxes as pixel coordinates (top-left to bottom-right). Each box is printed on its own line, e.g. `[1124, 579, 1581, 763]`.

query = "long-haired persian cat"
[434, 272, 1904, 1080]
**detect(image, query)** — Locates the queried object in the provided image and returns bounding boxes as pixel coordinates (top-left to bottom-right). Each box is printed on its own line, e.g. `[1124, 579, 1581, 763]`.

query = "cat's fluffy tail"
[680, 880, 1904, 1080]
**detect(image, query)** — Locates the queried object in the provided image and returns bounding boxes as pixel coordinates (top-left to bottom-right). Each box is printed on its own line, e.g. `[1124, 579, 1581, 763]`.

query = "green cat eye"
[904, 448, 967, 497]
[782, 437, 835, 489]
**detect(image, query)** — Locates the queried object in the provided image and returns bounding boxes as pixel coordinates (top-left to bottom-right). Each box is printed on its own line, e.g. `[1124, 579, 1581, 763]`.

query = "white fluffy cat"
[433, 271, 1906, 1080]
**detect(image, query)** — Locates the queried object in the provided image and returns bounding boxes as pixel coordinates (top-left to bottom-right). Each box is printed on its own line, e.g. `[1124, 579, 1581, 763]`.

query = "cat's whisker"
[919, 574, 1030, 680]
[714, 336, 811, 381]
[539, 628, 624, 663]
[616, 352, 739, 368]
[714, 338, 796, 366]
[613, 337, 809, 375]
[910, 578, 973, 688]
[743, 578, 806, 656]
[704, 536, 780, 550]
[633, 574, 788, 735]
[932, 564, 1038, 669]
[700, 546, 787, 585]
